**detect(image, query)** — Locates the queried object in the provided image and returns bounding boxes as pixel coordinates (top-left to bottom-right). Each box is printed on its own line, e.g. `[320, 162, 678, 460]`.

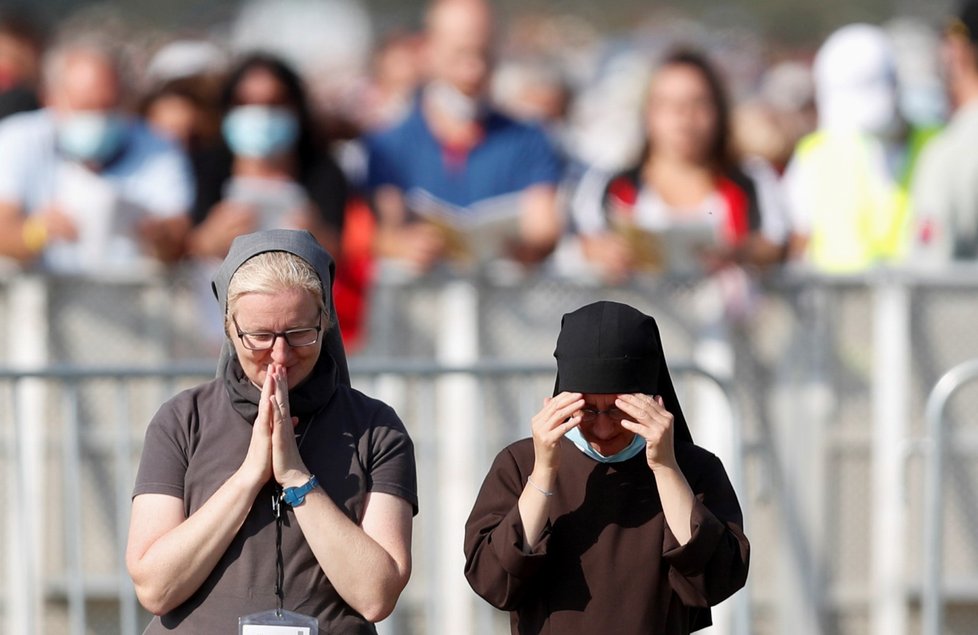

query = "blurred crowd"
[0, 0, 974, 352]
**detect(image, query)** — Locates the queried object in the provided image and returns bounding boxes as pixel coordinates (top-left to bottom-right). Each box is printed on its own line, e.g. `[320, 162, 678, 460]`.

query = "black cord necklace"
[272, 489, 286, 614]
[270, 412, 318, 614]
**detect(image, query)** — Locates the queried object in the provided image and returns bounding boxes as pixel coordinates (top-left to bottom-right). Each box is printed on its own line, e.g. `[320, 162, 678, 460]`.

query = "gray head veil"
[211, 229, 351, 387]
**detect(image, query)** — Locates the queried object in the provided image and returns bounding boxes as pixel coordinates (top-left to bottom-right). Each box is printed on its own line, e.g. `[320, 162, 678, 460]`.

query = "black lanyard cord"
[270, 411, 320, 617]
[273, 487, 285, 615]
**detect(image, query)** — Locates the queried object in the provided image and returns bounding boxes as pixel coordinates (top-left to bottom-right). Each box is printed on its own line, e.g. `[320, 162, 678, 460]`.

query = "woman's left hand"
[266, 363, 310, 488]
[616, 393, 678, 472]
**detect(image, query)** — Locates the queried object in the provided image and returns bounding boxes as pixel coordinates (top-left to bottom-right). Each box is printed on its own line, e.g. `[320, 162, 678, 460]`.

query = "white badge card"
[239, 609, 318, 635]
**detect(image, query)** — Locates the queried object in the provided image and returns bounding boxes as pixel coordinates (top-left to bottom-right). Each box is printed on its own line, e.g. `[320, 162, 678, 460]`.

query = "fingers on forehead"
[619, 393, 656, 405]
[555, 400, 582, 415]
[616, 395, 643, 408]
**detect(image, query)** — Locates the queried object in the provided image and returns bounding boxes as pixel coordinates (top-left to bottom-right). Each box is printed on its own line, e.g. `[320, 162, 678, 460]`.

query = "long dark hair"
[640, 48, 735, 173]
[219, 52, 321, 167]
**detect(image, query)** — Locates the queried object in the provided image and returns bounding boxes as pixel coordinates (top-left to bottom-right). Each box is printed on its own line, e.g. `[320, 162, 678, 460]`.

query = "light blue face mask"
[565, 426, 647, 463]
[57, 112, 129, 164]
[222, 105, 299, 158]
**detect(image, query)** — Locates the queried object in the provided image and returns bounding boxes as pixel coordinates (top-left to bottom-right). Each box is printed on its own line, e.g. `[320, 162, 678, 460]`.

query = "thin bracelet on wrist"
[526, 476, 554, 497]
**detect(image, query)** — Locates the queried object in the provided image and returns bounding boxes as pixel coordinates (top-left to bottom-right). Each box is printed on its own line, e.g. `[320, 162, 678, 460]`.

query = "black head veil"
[212, 229, 351, 388]
[553, 301, 693, 444]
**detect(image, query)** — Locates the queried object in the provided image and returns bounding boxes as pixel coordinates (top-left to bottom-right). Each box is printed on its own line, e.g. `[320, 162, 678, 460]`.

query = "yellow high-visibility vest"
[794, 127, 937, 272]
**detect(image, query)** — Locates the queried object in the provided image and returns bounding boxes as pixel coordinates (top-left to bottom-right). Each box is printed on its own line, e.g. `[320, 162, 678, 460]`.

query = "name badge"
[239, 609, 318, 635]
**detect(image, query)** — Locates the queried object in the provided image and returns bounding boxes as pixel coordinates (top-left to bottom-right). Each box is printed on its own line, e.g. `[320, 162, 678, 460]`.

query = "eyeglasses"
[579, 407, 626, 423]
[232, 315, 323, 351]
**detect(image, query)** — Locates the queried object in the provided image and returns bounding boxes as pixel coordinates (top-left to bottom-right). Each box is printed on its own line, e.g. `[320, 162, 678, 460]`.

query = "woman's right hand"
[237, 368, 275, 489]
[530, 392, 584, 476]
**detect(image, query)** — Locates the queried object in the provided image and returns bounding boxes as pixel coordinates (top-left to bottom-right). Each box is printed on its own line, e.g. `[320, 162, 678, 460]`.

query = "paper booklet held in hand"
[612, 218, 718, 276]
[406, 188, 523, 265]
[224, 176, 310, 231]
[53, 161, 144, 272]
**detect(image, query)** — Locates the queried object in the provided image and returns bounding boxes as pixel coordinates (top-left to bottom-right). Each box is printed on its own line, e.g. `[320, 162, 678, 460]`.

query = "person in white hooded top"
[782, 23, 938, 273]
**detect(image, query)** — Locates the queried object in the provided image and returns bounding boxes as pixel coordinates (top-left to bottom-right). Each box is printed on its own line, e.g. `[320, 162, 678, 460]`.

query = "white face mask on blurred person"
[56, 111, 129, 164]
[222, 105, 299, 159]
[424, 79, 486, 124]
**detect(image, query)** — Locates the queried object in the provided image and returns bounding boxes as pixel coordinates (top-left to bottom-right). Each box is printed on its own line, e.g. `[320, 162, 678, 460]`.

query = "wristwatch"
[282, 475, 319, 507]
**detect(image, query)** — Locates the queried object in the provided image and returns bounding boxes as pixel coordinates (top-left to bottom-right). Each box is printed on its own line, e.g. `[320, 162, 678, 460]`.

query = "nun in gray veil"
[127, 229, 418, 633]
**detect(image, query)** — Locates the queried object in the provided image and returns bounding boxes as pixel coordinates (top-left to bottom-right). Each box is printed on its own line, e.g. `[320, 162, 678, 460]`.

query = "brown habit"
[464, 437, 749, 634]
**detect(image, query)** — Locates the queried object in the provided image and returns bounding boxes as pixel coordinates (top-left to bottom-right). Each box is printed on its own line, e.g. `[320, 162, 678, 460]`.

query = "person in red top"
[568, 50, 788, 284]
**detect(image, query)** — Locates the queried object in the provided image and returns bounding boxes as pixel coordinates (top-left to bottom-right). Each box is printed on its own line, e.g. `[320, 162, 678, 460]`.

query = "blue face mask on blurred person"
[57, 112, 129, 164]
[222, 105, 299, 158]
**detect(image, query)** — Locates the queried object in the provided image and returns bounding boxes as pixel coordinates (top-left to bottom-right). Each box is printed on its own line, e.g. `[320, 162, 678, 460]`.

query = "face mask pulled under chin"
[57, 112, 129, 164]
[222, 105, 299, 159]
[424, 80, 487, 123]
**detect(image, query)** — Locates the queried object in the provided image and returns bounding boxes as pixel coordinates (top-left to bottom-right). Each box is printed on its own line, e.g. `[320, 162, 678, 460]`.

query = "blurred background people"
[885, 17, 948, 130]
[355, 31, 423, 132]
[138, 38, 228, 154]
[564, 49, 788, 285]
[0, 8, 44, 121]
[364, 0, 564, 272]
[186, 52, 347, 260]
[783, 23, 939, 273]
[144, 38, 228, 89]
[0, 36, 193, 272]
[139, 77, 222, 154]
[732, 60, 816, 175]
[911, 0, 978, 263]
[491, 55, 573, 150]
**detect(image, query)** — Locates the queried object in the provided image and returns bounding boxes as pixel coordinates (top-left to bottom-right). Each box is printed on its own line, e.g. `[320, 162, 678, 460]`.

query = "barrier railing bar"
[114, 380, 139, 635]
[922, 358, 978, 635]
[61, 381, 86, 635]
[0, 358, 713, 380]
[9, 377, 38, 634]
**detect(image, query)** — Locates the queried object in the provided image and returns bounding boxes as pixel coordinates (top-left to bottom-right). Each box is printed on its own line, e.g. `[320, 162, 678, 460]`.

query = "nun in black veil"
[464, 300, 749, 635]
[127, 229, 417, 633]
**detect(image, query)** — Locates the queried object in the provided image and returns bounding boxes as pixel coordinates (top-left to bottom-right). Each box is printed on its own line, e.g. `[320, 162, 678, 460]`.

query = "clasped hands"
[240, 363, 311, 491]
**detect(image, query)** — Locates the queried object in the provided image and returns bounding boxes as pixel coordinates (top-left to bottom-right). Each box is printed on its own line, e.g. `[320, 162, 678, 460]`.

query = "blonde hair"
[225, 251, 329, 328]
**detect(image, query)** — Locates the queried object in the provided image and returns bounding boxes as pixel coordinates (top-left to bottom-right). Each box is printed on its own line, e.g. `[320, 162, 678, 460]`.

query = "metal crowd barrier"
[0, 358, 747, 635]
[7, 265, 978, 634]
[921, 359, 978, 635]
